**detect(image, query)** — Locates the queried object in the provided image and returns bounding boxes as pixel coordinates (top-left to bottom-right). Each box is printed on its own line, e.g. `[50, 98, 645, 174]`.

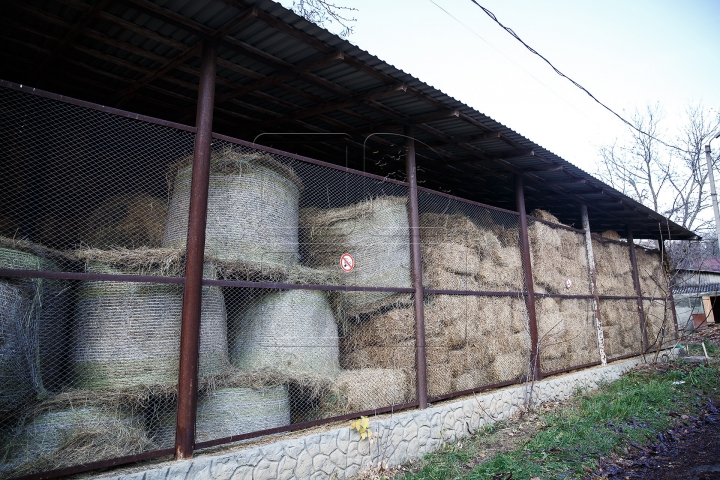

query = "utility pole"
[705, 132, 720, 254]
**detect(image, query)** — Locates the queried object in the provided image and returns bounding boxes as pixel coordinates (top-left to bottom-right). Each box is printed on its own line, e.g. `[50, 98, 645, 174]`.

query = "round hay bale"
[163, 148, 302, 270]
[0, 280, 34, 408]
[0, 246, 71, 400]
[301, 196, 412, 317]
[84, 194, 167, 249]
[73, 259, 228, 389]
[319, 368, 410, 416]
[8, 402, 148, 476]
[230, 289, 340, 378]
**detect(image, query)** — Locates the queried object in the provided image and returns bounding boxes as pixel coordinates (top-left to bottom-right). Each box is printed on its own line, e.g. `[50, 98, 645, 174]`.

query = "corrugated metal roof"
[0, 0, 698, 239]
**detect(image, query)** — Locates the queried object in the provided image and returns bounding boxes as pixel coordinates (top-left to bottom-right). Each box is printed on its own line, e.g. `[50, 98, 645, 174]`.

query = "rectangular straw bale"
[600, 300, 642, 357]
[321, 369, 411, 416]
[341, 342, 415, 371]
[592, 239, 636, 297]
[492, 352, 528, 383]
[529, 220, 590, 295]
[636, 248, 666, 298]
[643, 299, 673, 349]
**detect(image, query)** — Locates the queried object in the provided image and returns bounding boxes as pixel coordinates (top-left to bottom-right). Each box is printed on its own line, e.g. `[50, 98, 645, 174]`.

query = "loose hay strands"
[635, 248, 666, 299]
[230, 289, 340, 378]
[527, 210, 589, 295]
[301, 196, 412, 317]
[164, 147, 302, 268]
[6, 392, 150, 477]
[70, 247, 185, 277]
[73, 260, 228, 389]
[84, 194, 168, 249]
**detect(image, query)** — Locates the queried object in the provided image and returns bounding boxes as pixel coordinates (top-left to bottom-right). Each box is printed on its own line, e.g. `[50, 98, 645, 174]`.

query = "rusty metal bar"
[194, 401, 420, 450]
[405, 125, 428, 409]
[416, 186, 521, 216]
[0, 268, 185, 284]
[626, 226, 649, 353]
[514, 174, 542, 380]
[581, 205, 607, 366]
[542, 361, 603, 378]
[0, 80, 197, 133]
[427, 378, 524, 403]
[13, 448, 174, 480]
[174, 38, 218, 461]
[658, 240, 680, 340]
[204, 278, 415, 293]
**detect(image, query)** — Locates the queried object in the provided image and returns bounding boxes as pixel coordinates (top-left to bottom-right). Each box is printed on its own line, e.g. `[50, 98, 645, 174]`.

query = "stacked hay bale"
[72, 249, 228, 389]
[318, 368, 410, 417]
[4, 392, 150, 477]
[591, 236, 635, 297]
[600, 300, 643, 358]
[636, 248, 666, 298]
[528, 210, 589, 295]
[339, 210, 531, 398]
[163, 147, 303, 279]
[536, 297, 599, 372]
[635, 245, 672, 349]
[83, 194, 167, 249]
[0, 240, 70, 405]
[591, 236, 643, 356]
[420, 213, 523, 291]
[301, 196, 412, 317]
[229, 288, 340, 378]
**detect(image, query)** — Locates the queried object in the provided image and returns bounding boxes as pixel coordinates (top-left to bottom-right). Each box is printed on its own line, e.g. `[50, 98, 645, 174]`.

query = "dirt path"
[599, 397, 720, 479]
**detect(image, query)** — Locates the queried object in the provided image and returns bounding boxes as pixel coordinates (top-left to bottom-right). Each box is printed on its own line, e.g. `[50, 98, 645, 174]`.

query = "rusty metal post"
[658, 240, 680, 340]
[404, 126, 428, 409]
[626, 227, 649, 353]
[514, 175, 542, 380]
[581, 205, 606, 365]
[175, 39, 218, 460]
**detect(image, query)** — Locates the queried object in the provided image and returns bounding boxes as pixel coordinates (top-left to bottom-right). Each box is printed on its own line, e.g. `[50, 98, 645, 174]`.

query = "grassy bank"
[390, 361, 720, 480]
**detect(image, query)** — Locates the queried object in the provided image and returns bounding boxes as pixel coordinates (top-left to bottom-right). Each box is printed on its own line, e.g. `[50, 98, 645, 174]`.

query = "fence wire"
[0, 83, 677, 477]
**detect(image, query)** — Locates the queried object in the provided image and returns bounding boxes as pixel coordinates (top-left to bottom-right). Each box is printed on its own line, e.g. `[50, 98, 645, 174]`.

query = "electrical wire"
[468, 0, 688, 154]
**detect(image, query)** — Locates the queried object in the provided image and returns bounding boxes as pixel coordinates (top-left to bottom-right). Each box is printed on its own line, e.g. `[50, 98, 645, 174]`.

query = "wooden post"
[581, 206, 606, 366]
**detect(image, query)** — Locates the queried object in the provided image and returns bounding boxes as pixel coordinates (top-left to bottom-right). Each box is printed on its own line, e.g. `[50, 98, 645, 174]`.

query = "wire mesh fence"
[0, 83, 677, 477]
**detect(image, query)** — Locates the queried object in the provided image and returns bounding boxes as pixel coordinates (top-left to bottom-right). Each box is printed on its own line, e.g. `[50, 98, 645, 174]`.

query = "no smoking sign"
[340, 253, 354, 272]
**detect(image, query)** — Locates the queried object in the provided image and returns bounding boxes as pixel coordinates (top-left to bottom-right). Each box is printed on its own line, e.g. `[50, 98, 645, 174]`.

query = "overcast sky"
[279, 0, 720, 175]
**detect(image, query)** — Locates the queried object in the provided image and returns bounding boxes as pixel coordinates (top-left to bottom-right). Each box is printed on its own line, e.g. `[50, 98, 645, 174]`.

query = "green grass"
[685, 341, 720, 356]
[394, 362, 720, 480]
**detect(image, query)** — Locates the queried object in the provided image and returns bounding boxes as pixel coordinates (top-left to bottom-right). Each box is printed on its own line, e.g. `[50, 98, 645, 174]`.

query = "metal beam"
[175, 38, 218, 461]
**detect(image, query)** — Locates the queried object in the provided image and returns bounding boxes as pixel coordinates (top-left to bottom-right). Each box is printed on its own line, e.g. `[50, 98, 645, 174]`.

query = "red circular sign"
[340, 253, 354, 272]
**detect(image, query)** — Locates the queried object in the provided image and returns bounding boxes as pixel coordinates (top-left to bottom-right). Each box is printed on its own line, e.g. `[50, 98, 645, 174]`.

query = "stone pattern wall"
[103, 358, 643, 480]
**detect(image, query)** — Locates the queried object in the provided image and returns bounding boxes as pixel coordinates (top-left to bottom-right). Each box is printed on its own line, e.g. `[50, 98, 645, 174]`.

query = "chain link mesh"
[0, 85, 195, 476]
[0, 84, 680, 476]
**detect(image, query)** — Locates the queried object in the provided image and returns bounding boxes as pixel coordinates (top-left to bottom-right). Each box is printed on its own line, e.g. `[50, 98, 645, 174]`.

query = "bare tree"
[596, 103, 720, 234]
[291, 0, 357, 37]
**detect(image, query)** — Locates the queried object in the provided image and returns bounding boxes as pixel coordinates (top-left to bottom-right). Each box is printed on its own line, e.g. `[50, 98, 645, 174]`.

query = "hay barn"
[0, 0, 698, 477]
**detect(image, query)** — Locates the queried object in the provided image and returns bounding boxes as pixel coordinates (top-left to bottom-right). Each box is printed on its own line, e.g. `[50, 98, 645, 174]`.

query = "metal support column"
[581, 206, 606, 365]
[175, 39, 218, 460]
[405, 126, 428, 409]
[514, 175, 542, 380]
[626, 227, 649, 353]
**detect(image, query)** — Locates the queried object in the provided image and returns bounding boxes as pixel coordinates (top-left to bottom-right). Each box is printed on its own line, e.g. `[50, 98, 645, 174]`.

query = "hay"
[643, 299, 674, 350]
[0, 247, 70, 400]
[601, 230, 621, 241]
[528, 218, 589, 295]
[73, 261, 228, 389]
[600, 300, 643, 357]
[164, 148, 302, 269]
[591, 238, 636, 296]
[536, 297, 599, 372]
[529, 209, 562, 224]
[0, 280, 34, 408]
[84, 194, 167, 249]
[635, 248, 666, 298]
[301, 196, 412, 317]
[340, 293, 530, 398]
[230, 289, 340, 378]
[318, 368, 410, 417]
[6, 400, 149, 477]
[420, 213, 523, 292]
[71, 247, 185, 277]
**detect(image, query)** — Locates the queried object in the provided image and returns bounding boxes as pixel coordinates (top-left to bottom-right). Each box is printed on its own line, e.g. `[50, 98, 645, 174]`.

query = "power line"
[468, 0, 688, 154]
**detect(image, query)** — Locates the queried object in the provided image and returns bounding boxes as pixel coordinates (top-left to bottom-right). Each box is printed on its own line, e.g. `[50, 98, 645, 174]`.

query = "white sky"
[279, 0, 720, 175]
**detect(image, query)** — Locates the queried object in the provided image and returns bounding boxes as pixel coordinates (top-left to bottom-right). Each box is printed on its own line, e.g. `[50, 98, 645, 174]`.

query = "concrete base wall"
[103, 357, 644, 480]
